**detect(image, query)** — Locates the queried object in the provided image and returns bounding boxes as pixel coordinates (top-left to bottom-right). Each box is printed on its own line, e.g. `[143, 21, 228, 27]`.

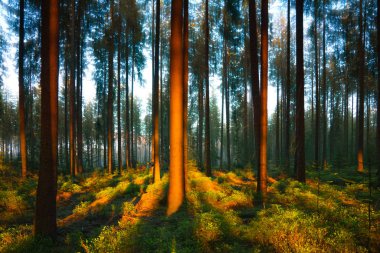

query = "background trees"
[0, 0, 378, 207]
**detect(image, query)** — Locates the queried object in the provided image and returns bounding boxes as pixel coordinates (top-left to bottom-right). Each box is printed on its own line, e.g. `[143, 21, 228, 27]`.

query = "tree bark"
[205, 0, 211, 176]
[167, 0, 184, 216]
[249, 0, 260, 171]
[357, 0, 364, 172]
[34, 0, 59, 237]
[295, 0, 305, 182]
[153, 0, 161, 183]
[257, 0, 268, 205]
[107, 0, 114, 174]
[285, 0, 291, 173]
[314, 0, 320, 169]
[183, 0, 189, 190]
[117, 0, 122, 173]
[69, 0, 76, 176]
[18, 0, 27, 179]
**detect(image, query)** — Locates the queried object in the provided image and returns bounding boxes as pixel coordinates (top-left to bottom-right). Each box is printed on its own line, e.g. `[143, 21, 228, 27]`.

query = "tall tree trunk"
[64, 61, 69, 172]
[220, 73, 224, 169]
[125, 38, 130, 169]
[131, 48, 135, 168]
[76, 18, 83, 174]
[107, 0, 114, 174]
[249, 0, 260, 172]
[18, 0, 27, 179]
[226, 50, 231, 169]
[357, 0, 364, 172]
[167, 0, 184, 216]
[276, 74, 280, 167]
[153, 0, 161, 183]
[257, 0, 268, 205]
[34, 0, 59, 237]
[295, 0, 305, 182]
[183, 0, 189, 190]
[205, 0, 211, 176]
[377, 0, 380, 184]
[197, 77, 203, 168]
[69, 0, 76, 176]
[322, 0, 327, 169]
[117, 1, 122, 173]
[285, 0, 291, 173]
[314, 0, 320, 168]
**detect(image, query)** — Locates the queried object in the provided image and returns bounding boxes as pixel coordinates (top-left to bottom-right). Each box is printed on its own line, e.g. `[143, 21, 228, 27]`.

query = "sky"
[1, 0, 283, 118]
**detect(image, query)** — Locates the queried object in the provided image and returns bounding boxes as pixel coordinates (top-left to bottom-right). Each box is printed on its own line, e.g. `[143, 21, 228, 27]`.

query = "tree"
[183, 0, 189, 189]
[249, 0, 260, 171]
[107, 0, 115, 174]
[377, 0, 380, 184]
[153, 0, 161, 183]
[167, 0, 184, 216]
[295, 0, 305, 182]
[34, 0, 59, 237]
[357, 0, 364, 172]
[285, 0, 291, 172]
[69, 0, 76, 175]
[18, 0, 27, 179]
[205, 0, 211, 176]
[257, 0, 268, 206]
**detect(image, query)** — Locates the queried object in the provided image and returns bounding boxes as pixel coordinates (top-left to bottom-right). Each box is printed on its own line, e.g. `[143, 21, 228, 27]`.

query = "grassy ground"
[0, 161, 379, 252]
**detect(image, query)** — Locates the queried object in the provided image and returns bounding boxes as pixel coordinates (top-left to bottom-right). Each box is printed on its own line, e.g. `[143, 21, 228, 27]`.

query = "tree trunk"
[205, 0, 211, 176]
[249, 0, 260, 171]
[34, 0, 59, 237]
[357, 0, 364, 172]
[257, 0, 268, 205]
[295, 0, 305, 182]
[377, 0, 380, 184]
[198, 78, 203, 169]
[314, 0, 320, 169]
[153, 0, 161, 183]
[18, 0, 27, 179]
[117, 1, 122, 173]
[76, 19, 83, 174]
[125, 38, 130, 169]
[69, 0, 76, 176]
[285, 0, 291, 173]
[107, 0, 114, 174]
[322, 0, 327, 169]
[183, 0, 189, 190]
[167, 0, 184, 216]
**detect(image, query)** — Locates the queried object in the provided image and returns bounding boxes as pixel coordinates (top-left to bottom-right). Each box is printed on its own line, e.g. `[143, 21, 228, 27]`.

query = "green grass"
[0, 163, 379, 252]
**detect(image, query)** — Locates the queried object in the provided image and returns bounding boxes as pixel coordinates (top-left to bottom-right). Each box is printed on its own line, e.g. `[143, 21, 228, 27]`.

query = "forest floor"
[0, 161, 379, 253]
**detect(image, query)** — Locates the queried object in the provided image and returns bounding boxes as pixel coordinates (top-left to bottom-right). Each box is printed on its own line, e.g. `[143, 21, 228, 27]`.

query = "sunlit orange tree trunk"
[34, 0, 59, 237]
[167, 0, 184, 216]
[18, 0, 27, 179]
[295, 0, 305, 182]
[256, 0, 268, 206]
[153, 0, 161, 183]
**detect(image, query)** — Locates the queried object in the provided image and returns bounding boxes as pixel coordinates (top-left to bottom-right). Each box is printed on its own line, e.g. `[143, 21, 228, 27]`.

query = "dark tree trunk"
[18, 0, 27, 179]
[314, 0, 320, 169]
[357, 0, 364, 172]
[205, 0, 211, 176]
[107, 0, 114, 174]
[153, 0, 161, 182]
[183, 0, 189, 190]
[295, 0, 305, 182]
[69, 0, 76, 176]
[117, 0, 122, 173]
[249, 0, 260, 171]
[285, 0, 291, 173]
[34, 0, 59, 237]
